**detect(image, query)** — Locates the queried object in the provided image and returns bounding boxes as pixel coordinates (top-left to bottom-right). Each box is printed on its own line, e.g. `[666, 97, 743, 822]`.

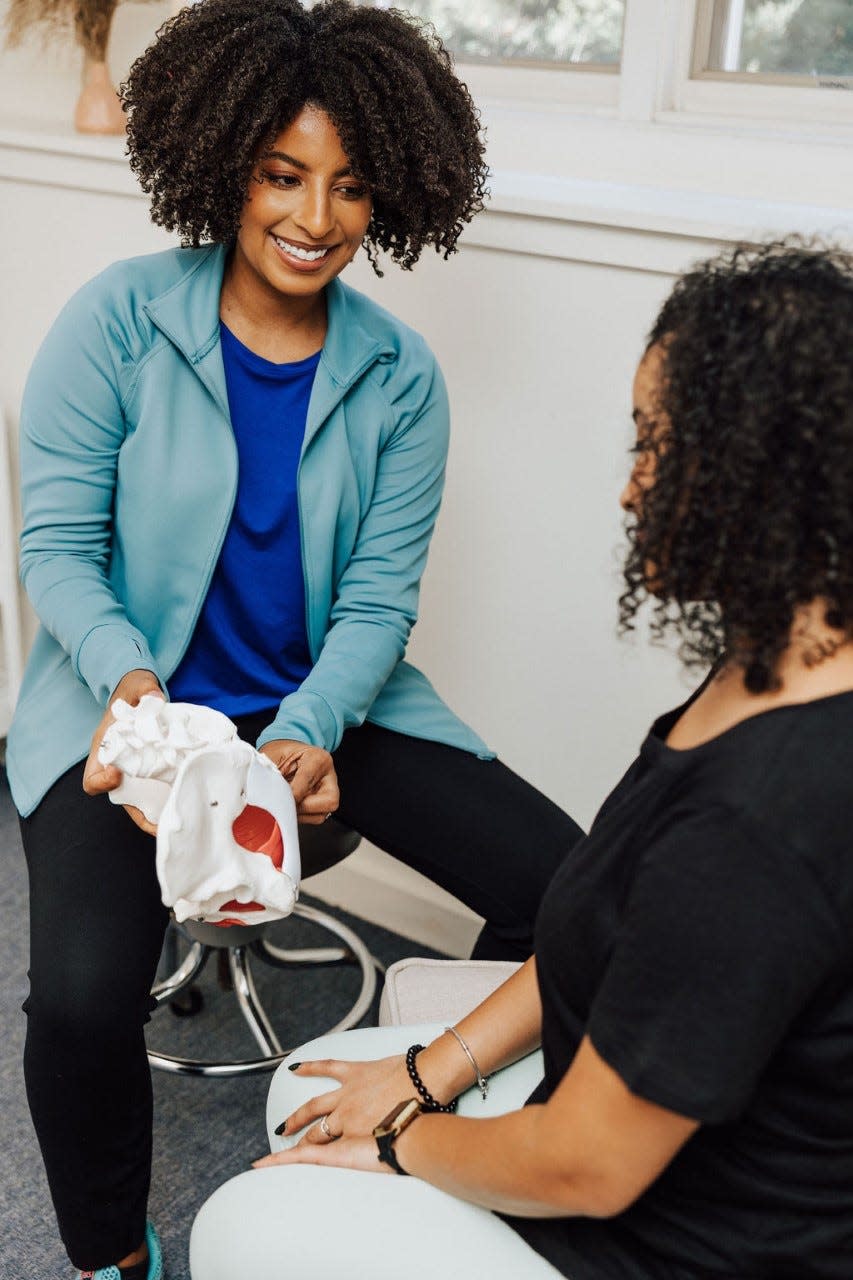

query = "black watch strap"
[375, 1130, 411, 1176]
[373, 1098, 424, 1175]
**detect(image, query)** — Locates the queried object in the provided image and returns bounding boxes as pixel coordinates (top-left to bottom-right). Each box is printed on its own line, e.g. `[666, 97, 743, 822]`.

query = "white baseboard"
[302, 843, 483, 960]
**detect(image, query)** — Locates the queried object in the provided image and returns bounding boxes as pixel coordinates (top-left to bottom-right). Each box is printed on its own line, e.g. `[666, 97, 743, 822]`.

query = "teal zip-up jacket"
[7, 244, 492, 816]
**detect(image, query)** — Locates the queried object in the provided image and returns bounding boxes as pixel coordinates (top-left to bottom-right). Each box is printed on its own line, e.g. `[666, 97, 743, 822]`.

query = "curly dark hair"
[121, 0, 488, 271]
[619, 240, 853, 693]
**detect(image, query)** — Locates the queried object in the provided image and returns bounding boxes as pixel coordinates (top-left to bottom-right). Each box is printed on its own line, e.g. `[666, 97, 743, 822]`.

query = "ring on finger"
[320, 1114, 332, 1138]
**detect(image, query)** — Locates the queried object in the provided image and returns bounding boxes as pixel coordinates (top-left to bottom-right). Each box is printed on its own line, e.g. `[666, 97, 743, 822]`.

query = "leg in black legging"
[332, 723, 585, 960]
[20, 764, 169, 1271]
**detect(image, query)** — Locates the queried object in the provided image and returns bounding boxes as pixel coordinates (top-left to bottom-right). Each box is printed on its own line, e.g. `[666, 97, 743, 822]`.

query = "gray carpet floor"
[0, 769, 442, 1279]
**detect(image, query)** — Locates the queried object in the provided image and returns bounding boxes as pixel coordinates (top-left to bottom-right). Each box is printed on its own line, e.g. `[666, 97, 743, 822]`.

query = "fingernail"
[287, 1062, 302, 1072]
[274, 1119, 287, 1135]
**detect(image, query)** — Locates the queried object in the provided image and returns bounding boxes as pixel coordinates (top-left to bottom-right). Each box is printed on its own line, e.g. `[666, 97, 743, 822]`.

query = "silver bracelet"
[445, 1025, 489, 1101]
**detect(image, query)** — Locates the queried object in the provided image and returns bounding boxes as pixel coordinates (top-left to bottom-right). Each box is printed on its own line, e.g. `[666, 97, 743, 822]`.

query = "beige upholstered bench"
[378, 956, 522, 1026]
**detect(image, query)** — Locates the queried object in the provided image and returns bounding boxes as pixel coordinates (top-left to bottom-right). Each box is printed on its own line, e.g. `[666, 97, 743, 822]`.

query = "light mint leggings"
[190, 1024, 564, 1280]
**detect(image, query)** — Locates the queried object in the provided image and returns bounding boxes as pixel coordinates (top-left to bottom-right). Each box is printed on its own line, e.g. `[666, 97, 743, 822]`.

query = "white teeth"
[272, 236, 331, 262]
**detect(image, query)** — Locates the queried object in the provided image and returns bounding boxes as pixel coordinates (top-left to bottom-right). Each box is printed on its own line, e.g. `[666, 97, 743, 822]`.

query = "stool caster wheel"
[169, 985, 204, 1018]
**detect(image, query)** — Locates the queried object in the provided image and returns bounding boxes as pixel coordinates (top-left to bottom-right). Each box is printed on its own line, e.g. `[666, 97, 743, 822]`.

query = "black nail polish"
[274, 1119, 287, 1135]
[287, 1062, 302, 1072]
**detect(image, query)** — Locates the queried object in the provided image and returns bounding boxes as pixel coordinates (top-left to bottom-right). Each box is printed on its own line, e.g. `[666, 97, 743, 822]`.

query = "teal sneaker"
[80, 1220, 163, 1280]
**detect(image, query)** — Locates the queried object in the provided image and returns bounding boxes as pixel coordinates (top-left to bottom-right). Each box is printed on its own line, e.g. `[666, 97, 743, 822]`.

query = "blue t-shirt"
[168, 323, 318, 716]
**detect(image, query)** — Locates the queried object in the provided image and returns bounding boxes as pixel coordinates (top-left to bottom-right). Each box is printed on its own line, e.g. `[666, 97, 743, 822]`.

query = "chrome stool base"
[148, 901, 384, 1077]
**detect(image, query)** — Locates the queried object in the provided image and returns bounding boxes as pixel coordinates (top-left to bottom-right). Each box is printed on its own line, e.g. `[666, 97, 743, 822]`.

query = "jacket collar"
[305, 273, 395, 448]
[143, 244, 394, 432]
[143, 244, 230, 416]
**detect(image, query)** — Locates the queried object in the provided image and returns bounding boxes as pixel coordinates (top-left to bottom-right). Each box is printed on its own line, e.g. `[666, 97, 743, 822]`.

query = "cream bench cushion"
[378, 956, 522, 1027]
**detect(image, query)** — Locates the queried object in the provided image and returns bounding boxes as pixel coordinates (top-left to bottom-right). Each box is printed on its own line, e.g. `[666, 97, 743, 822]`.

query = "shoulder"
[335, 280, 443, 392]
[328, 280, 448, 436]
[52, 246, 214, 341]
[675, 699, 853, 921]
[336, 279, 434, 358]
[29, 247, 218, 389]
[66, 245, 214, 326]
[703, 693, 853, 817]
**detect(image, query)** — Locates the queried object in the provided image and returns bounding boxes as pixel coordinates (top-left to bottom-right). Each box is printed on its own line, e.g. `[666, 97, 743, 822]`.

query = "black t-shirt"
[504, 688, 853, 1278]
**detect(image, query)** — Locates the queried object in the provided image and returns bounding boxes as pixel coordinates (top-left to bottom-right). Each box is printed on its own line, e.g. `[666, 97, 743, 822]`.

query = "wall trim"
[3, 122, 851, 278]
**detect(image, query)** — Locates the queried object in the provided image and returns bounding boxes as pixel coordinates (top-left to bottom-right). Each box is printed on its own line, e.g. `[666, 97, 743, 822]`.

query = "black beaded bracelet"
[405, 1044, 459, 1113]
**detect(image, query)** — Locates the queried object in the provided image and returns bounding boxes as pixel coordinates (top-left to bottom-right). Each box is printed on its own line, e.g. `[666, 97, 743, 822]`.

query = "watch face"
[373, 1097, 422, 1138]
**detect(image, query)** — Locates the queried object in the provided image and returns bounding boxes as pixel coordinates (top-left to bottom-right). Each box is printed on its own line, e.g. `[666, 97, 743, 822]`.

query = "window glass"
[702, 0, 853, 80]
[359, 1, 626, 66]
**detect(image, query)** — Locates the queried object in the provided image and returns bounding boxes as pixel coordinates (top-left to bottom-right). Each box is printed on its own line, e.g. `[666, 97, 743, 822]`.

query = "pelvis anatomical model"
[99, 696, 300, 925]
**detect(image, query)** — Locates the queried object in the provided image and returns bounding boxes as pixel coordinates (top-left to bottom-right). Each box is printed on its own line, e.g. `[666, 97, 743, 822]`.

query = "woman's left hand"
[253, 1134, 393, 1174]
[259, 739, 339, 824]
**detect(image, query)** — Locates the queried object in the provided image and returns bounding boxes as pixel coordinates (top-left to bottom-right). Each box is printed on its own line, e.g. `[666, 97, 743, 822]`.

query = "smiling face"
[232, 104, 372, 306]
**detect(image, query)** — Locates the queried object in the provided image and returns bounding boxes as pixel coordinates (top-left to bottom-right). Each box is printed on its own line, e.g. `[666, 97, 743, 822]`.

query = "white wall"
[2, 2, 851, 953]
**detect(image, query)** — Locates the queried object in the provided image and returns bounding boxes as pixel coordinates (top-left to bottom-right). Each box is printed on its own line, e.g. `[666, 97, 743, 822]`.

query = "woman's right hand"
[82, 668, 164, 834]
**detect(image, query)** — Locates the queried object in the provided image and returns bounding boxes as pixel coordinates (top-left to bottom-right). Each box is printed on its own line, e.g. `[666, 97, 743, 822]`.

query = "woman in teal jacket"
[10, 3, 582, 1278]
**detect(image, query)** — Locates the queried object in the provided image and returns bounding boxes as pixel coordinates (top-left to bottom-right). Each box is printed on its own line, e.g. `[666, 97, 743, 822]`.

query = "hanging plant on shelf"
[4, 0, 148, 134]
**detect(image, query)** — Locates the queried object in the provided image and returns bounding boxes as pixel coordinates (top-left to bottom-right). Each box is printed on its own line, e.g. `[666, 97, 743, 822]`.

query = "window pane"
[704, 0, 853, 79]
[360, 1, 626, 66]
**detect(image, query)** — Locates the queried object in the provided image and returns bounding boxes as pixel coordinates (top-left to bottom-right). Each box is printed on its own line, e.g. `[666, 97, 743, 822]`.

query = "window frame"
[361, 0, 626, 84]
[458, 60, 619, 111]
[443, 0, 853, 238]
[446, 0, 853, 131]
[674, 0, 853, 127]
[692, 0, 853, 88]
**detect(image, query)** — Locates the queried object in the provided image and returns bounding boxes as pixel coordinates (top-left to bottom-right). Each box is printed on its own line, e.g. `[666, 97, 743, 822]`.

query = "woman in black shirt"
[192, 242, 853, 1279]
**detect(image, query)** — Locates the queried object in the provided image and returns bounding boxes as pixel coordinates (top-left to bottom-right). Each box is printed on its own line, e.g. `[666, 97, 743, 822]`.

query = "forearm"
[264, 1012, 695, 1215]
[389, 968, 583, 1219]
[257, 619, 407, 751]
[19, 336, 160, 705]
[413, 957, 543, 1105]
[21, 550, 162, 705]
[395, 1106, 590, 1218]
[397, 1034, 698, 1220]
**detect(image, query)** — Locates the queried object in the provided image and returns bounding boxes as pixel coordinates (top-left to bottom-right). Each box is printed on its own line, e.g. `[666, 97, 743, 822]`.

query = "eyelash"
[260, 171, 368, 200]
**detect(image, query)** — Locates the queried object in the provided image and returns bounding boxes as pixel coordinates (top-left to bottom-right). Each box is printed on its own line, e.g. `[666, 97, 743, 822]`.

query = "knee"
[25, 961, 154, 1049]
[190, 1176, 247, 1280]
[191, 1170, 304, 1280]
[190, 1166, 418, 1280]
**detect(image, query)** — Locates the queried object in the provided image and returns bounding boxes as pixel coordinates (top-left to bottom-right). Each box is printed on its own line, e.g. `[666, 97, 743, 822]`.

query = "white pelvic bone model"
[99, 696, 300, 924]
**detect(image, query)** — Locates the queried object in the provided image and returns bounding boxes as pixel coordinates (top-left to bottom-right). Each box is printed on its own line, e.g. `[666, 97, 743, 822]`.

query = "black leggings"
[21, 718, 583, 1268]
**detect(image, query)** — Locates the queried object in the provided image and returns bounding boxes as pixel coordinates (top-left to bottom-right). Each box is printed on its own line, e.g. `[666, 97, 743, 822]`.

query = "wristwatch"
[373, 1098, 424, 1175]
